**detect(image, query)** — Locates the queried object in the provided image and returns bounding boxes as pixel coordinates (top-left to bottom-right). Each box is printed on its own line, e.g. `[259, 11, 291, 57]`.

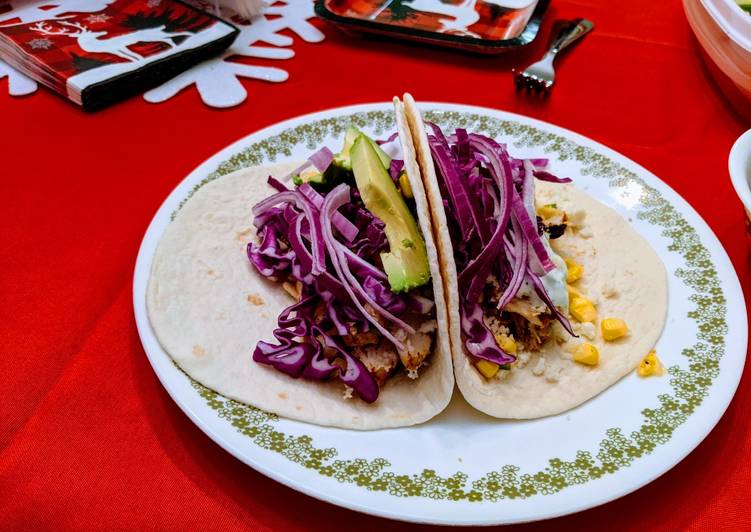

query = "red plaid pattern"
[324, 0, 538, 41]
[0, 0, 224, 95]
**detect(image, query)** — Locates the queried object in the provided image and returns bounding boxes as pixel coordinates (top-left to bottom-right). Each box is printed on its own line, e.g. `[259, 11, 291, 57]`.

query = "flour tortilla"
[402, 93, 668, 419]
[147, 104, 454, 430]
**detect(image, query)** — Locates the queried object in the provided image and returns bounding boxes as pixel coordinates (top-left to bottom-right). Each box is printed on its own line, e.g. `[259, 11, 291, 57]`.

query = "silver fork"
[515, 18, 594, 93]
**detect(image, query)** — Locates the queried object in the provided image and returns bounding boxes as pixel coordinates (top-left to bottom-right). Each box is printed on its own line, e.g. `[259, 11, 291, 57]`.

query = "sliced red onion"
[298, 183, 358, 243]
[268, 175, 289, 192]
[320, 184, 408, 349]
[389, 159, 405, 183]
[497, 217, 528, 310]
[533, 170, 573, 183]
[309, 146, 334, 172]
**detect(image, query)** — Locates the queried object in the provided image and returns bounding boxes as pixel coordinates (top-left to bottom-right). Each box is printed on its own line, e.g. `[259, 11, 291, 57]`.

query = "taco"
[146, 99, 453, 430]
[401, 94, 667, 419]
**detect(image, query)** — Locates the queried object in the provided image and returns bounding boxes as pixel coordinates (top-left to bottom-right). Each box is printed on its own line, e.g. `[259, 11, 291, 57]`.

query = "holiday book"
[0, 0, 238, 109]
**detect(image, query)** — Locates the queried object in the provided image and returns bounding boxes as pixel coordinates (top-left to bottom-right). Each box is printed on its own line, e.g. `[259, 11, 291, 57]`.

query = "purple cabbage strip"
[268, 175, 289, 192]
[249, 159, 429, 401]
[533, 170, 573, 183]
[425, 125, 575, 367]
[253, 190, 326, 275]
[320, 184, 410, 348]
[309, 146, 334, 172]
[460, 302, 516, 364]
[389, 159, 405, 183]
[298, 183, 358, 243]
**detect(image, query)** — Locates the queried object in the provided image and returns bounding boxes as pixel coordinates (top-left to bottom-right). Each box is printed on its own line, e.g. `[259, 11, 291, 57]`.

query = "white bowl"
[729, 129, 751, 220]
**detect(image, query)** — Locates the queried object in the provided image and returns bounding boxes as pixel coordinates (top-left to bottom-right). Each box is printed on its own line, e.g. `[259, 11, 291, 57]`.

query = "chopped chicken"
[506, 313, 553, 351]
[504, 298, 546, 327]
[313, 301, 326, 324]
[363, 303, 386, 326]
[485, 315, 510, 337]
[342, 330, 380, 347]
[282, 281, 301, 300]
[353, 344, 399, 386]
[394, 327, 433, 372]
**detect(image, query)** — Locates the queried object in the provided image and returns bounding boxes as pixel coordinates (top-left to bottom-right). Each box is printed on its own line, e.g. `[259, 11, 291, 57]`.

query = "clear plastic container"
[684, 0, 751, 122]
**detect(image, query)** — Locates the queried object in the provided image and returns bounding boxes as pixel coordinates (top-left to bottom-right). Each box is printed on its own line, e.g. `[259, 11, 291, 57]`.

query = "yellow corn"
[570, 296, 597, 323]
[567, 284, 583, 299]
[476, 359, 500, 379]
[399, 171, 413, 199]
[495, 334, 517, 355]
[564, 257, 584, 283]
[537, 203, 561, 220]
[637, 350, 663, 377]
[601, 318, 629, 341]
[573, 343, 599, 366]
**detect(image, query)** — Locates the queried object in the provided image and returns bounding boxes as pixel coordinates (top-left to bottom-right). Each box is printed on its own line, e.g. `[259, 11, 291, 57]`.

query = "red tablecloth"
[2, 1, 750, 529]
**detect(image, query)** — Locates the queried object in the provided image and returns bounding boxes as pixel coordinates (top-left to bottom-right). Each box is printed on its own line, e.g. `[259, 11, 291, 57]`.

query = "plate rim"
[133, 101, 748, 525]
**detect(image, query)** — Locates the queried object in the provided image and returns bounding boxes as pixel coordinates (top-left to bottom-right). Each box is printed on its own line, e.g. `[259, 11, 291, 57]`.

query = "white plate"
[133, 103, 747, 525]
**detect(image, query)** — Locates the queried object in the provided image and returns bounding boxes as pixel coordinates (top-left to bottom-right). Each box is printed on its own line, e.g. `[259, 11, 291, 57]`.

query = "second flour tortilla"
[403, 93, 668, 419]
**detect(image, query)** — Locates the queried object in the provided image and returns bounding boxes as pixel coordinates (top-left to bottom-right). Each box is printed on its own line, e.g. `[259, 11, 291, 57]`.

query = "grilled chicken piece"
[394, 322, 435, 373]
[506, 313, 554, 351]
[353, 344, 399, 386]
[342, 330, 380, 347]
[504, 298, 545, 327]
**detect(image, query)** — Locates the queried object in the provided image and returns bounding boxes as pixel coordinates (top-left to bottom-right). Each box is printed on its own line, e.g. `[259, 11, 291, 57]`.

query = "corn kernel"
[573, 343, 599, 366]
[537, 203, 561, 220]
[601, 318, 629, 341]
[476, 359, 500, 379]
[495, 334, 517, 354]
[637, 350, 663, 377]
[567, 284, 583, 299]
[399, 171, 413, 199]
[570, 296, 597, 323]
[564, 258, 584, 283]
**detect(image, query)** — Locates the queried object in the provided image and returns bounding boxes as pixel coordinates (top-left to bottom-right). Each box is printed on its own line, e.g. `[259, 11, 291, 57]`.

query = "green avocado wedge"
[350, 134, 430, 293]
[335, 125, 392, 171]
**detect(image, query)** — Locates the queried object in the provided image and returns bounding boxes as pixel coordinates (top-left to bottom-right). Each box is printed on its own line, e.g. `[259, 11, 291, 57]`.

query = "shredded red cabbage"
[309, 147, 334, 172]
[248, 140, 427, 402]
[425, 123, 574, 365]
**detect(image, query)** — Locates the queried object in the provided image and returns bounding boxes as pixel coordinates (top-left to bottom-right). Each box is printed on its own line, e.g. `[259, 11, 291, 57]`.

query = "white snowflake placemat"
[0, 0, 324, 108]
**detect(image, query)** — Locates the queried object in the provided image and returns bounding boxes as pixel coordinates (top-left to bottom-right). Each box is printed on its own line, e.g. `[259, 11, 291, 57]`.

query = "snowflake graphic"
[27, 37, 53, 50]
[0, 1, 117, 27]
[144, 0, 325, 108]
[85, 14, 112, 24]
[0, 60, 38, 96]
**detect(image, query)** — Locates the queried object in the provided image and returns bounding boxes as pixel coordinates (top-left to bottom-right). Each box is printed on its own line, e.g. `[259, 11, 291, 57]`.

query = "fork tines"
[514, 68, 552, 94]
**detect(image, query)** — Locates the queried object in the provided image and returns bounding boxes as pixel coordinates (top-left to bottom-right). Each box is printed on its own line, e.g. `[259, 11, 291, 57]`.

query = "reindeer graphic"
[0, 1, 117, 27]
[31, 21, 193, 62]
[397, 0, 481, 37]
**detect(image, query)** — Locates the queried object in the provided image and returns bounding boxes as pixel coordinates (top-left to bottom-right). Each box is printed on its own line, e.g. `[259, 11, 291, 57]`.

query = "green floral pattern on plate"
[184, 110, 726, 502]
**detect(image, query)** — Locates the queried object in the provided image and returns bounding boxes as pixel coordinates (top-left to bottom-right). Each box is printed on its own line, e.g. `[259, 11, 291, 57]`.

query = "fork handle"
[548, 19, 594, 56]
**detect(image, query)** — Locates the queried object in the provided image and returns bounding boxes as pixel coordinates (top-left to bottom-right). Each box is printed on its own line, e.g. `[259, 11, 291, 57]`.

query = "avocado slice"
[350, 134, 430, 293]
[293, 165, 326, 186]
[335, 125, 392, 171]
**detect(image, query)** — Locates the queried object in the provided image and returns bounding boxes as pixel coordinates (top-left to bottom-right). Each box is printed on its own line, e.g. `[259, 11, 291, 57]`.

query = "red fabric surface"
[2, 1, 750, 529]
